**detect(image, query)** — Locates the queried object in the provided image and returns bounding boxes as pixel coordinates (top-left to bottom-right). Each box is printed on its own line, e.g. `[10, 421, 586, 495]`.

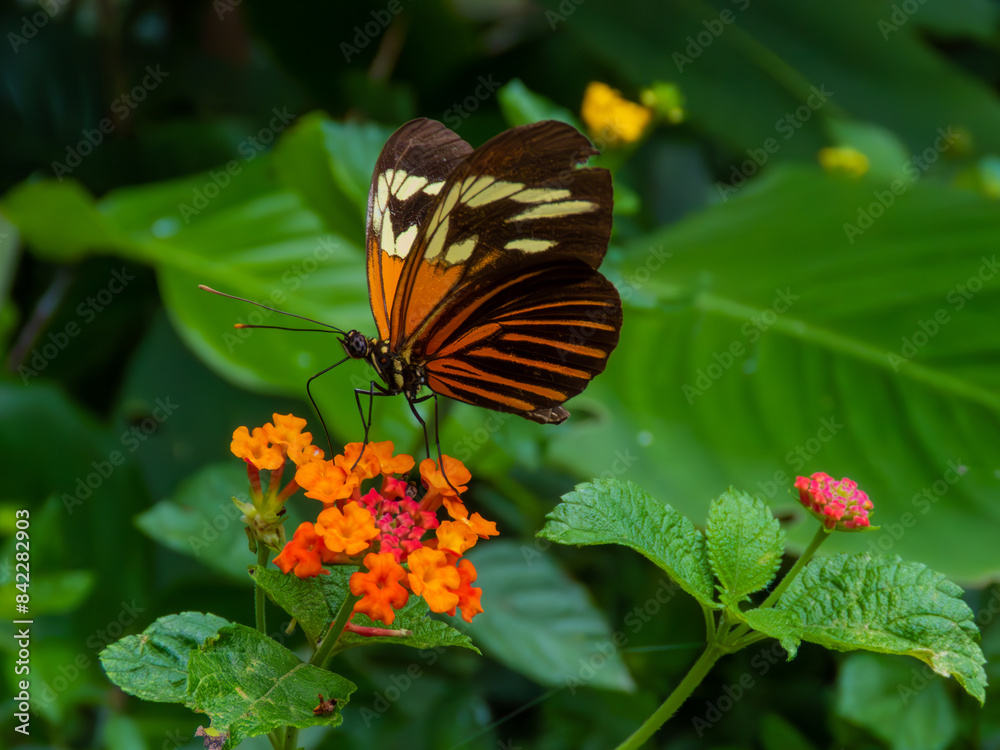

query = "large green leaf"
[540, 479, 715, 607]
[187, 623, 356, 748]
[464, 540, 636, 691]
[99, 612, 230, 703]
[561, 0, 1000, 159]
[551, 165, 1000, 582]
[776, 553, 986, 704]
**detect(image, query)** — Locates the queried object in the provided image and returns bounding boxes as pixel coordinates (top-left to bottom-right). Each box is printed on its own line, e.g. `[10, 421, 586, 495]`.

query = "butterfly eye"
[343, 331, 370, 359]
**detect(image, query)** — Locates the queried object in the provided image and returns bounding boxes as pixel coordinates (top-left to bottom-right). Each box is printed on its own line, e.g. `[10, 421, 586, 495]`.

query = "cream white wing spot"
[466, 180, 526, 207]
[396, 224, 419, 258]
[380, 211, 398, 257]
[509, 200, 598, 221]
[423, 181, 444, 195]
[390, 169, 407, 192]
[446, 234, 478, 263]
[505, 238, 556, 253]
[397, 174, 428, 201]
[424, 216, 450, 261]
[510, 188, 571, 203]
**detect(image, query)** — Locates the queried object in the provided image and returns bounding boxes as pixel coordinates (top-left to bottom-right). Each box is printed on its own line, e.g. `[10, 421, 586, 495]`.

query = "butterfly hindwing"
[421, 260, 621, 423]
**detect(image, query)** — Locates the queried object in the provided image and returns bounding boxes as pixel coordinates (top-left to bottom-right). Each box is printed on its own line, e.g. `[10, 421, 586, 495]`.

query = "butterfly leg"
[405, 392, 462, 496]
[349, 381, 394, 470]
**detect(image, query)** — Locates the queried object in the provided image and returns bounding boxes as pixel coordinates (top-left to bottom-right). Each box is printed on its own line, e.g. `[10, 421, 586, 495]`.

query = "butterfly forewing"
[389, 120, 613, 348]
[366, 119, 473, 340]
[362, 117, 621, 424]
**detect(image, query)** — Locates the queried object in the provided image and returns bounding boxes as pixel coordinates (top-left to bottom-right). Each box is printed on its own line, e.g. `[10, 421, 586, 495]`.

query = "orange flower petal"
[436, 520, 478, 555]
[468, 512, 499, 538]
[350, 552, 410, 625]
[296, 460, 358, 502]
[406, 547, 460, 613]
[231, 425, 283, 471]
[316, 501, 379, 556]
[273, 522, 328, 578]
[367, 440, 415, 476]
[452, 558, 484, 623]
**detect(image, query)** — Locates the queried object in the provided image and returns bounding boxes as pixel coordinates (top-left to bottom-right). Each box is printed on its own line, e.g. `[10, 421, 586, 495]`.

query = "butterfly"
[335, 117, 623, 431]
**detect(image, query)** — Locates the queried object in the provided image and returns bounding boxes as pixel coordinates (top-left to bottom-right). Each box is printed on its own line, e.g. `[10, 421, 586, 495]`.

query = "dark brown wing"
[388, 120, 613, 352]
[420, 261, 622, 423]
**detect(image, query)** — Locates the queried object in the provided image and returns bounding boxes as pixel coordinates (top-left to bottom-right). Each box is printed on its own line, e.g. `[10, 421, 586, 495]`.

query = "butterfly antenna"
[198, 285, 348, 335]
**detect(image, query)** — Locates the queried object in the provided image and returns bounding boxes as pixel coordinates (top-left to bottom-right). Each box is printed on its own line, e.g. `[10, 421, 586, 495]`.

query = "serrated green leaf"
[835, 653, 959, 750]
[777, 554, 987, 704]
[465, 541, 635, 692]
[539, 478, 715, 608]
[706, 489, 784, 606]
[251, 565, 479, 653]
[187, 623, 356, 748]
[99, 612, 230, 703]
[740, 609, 801, 659]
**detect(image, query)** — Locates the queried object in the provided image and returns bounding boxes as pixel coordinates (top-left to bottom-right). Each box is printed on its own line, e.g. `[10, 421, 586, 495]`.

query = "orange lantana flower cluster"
[231, 415, 497, 626]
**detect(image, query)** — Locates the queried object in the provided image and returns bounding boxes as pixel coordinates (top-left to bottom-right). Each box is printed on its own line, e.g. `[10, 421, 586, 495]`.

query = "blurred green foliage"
[1, 0, 999, 748]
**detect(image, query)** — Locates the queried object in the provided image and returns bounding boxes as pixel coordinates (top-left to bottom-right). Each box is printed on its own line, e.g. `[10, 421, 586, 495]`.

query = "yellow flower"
[581, 81, 652, 147]
[818, 147, 870, 178]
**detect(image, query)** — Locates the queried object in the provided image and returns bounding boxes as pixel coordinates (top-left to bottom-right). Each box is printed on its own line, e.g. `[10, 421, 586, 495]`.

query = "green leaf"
[135, 463, 256, 582]
[776, 554, 987, 704]
[551, 165, 1000, 582]
[465, 540, 635, 692]
[187, 623, 356, 747]
[835, 653, 959, 750]
[740, 609, 801, 659]
[498, 79, 579, 128]
[706, 488, 784, 606]
[99, 612, 230, 703]
[251, 566, 478, 653]
[539, 478, 715, 608]
[1, 180, 130, 260]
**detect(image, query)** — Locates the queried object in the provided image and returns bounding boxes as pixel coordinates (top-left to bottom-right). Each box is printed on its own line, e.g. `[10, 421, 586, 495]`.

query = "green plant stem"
[255, 544, 271, 635]
[614, 644, 724, 750]
[758, 524, 828, 611]
[312, 592, 362, 669]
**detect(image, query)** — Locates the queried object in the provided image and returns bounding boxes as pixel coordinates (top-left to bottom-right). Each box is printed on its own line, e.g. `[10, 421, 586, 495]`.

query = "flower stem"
[255, 544, 271, 635]
[614, 644, 724, 750]
[758, 524, 828, 611]
[312, 592, 362, 669]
